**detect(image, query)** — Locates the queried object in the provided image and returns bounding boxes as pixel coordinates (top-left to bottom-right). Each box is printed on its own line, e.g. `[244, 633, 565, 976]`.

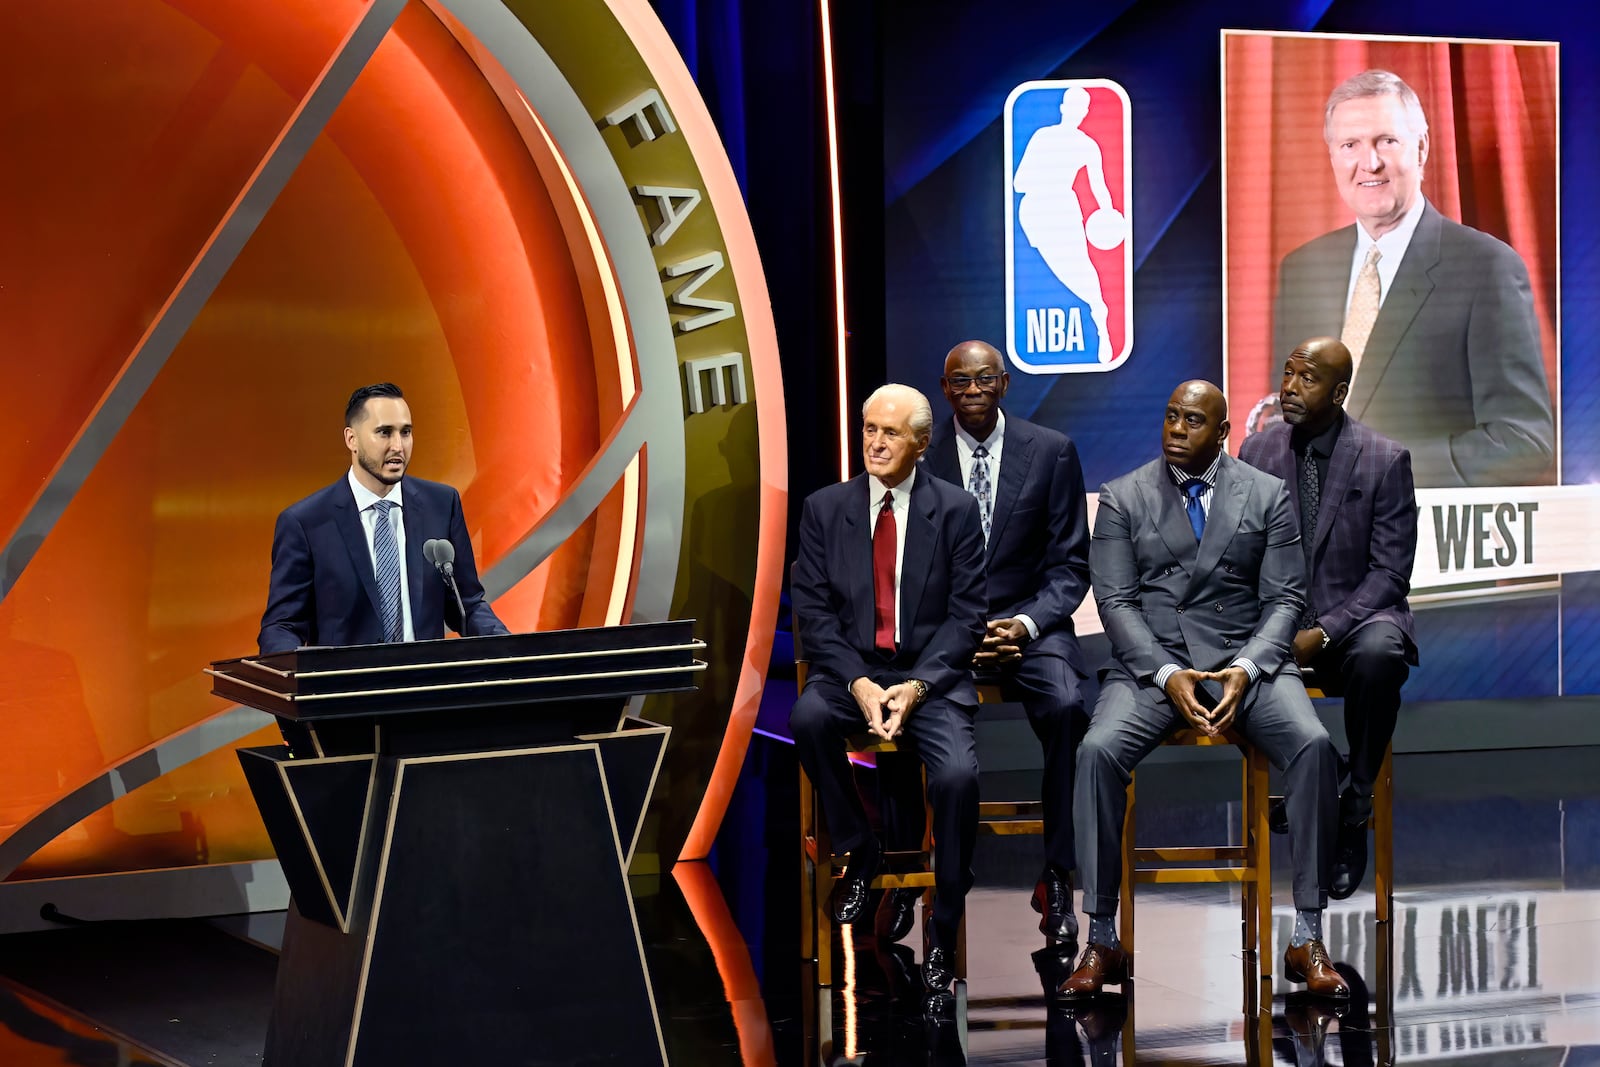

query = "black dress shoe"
[1031, 941, 1078, 995]
[878, 887, 920, 943]
[922, 945, 957, 992]
[1268, 796, 1289, 835]
[829, 843, 882, 924]
[1330, 821, 1369, 900]
[1031, 867, 1079, 944]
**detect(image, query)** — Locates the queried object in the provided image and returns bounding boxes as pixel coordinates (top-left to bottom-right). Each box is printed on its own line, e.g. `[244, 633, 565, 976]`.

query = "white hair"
[861, 384, 933, 441]
[1324, 69, 1429, 144]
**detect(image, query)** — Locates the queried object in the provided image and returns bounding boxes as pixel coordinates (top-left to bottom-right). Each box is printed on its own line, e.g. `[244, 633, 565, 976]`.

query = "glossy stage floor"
[1, 734, 1596, 1065]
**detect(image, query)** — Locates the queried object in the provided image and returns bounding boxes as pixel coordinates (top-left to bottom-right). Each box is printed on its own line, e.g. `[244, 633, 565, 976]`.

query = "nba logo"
[1004, 80, 1132, 373]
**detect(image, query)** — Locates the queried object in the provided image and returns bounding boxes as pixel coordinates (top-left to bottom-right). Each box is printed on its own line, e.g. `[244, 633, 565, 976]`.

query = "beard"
[360, 449, 405, 485]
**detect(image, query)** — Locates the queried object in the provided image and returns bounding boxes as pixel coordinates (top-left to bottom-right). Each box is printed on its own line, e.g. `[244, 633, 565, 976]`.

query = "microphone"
[422, 539, 467, 629]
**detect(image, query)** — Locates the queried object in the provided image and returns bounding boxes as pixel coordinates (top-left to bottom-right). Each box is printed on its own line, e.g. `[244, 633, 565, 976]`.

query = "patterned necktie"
[969, 444, 993, 545]
[1181, 479, 1206, 541]
[1341, 245, 1383, 381]
[371, 498, 404, 642]
[871, 491, 897, 654]
[1298, 448, 1321, 628]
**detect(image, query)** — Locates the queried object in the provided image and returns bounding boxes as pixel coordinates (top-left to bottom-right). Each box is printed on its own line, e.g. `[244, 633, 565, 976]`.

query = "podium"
[209, 621, 703, 1067]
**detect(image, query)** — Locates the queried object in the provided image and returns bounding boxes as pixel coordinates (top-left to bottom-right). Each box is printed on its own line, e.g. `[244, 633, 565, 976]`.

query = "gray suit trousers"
[1074, 669, 1338, 914]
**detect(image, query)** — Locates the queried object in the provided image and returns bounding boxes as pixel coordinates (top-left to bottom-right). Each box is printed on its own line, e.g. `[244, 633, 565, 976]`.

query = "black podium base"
[245, 728, 670, 1066]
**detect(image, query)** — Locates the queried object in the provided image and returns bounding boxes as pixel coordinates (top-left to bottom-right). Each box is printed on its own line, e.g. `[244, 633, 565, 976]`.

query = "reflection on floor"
[0, 742, 1596, 1065]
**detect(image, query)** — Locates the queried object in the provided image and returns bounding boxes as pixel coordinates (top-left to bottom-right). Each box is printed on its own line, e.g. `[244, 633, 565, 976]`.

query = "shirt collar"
[1291, 409, 1345, 458]
[953, 409, 1005, 454]
[869, 465, 917, 508]
[348, 468, 404, 512]
[1356, 193, 1427, 256]
[1169, 450, 1221, 489]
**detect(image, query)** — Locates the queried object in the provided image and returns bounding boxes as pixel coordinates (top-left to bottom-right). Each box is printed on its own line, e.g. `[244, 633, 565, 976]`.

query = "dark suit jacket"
[1239, 415, 1418, 661]
[1091, 452, 1303, 684]
[922, 413, 1090, 675]
[1274, 202, 1554, 487]
[790, 471, 987, 704]
[258, 475, 508, 653]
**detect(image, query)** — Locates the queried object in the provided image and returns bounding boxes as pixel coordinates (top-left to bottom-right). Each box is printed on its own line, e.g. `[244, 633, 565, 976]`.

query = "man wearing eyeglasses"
[912, 339, 1092, 950]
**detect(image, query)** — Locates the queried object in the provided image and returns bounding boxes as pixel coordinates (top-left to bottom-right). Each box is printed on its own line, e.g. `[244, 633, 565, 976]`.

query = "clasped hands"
[1163, 665, 1250, 736]
[971, 617, 1030, 668]
[849, 677, 923, 740]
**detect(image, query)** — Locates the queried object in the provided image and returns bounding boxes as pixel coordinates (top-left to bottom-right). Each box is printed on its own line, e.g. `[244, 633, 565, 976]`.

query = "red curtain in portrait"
[1224, 34, 1558, 449]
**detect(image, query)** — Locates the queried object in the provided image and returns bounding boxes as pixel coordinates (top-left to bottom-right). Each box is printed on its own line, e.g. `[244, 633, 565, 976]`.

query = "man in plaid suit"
[1239, 336, 1418, 898]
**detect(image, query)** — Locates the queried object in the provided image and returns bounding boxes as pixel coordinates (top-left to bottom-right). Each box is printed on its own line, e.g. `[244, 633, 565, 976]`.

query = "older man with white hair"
[790, 383, 988, 994]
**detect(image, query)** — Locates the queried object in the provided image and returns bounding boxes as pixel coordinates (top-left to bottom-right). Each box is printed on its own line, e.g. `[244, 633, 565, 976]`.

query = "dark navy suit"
[258, 475, 507, 654]
[1240, 413, 1417, 806]
[790, 470, 986, 939]
[922, 413, 1090, 875]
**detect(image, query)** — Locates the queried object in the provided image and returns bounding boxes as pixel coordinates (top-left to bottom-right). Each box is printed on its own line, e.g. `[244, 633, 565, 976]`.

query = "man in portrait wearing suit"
[1272, 69, 1553, 488]
[258, 383, 509, 747]
[916, 339, 1090, 947]
[1060, 381, 1348, 999]
[789, 384, 987, 995]
[1240, 337, 1417, 898]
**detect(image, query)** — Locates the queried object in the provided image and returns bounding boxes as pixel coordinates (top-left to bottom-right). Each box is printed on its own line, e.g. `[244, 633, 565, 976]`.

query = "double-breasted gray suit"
[1075, 452, 1339, 914]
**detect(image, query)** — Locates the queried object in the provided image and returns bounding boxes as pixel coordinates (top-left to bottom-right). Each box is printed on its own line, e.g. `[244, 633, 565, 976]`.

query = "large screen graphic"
[882, 2, 1600, 702]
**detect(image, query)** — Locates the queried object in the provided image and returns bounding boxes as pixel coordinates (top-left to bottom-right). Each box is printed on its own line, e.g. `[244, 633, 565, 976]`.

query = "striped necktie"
[371, 498, 403, 642]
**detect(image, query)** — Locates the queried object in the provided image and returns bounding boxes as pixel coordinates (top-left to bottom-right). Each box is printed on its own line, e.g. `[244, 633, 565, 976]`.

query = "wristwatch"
[909, 679, 929, 705]
[1318, 626, 1332, 650]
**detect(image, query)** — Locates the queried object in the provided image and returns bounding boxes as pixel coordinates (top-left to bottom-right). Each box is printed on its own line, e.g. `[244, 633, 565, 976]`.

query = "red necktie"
[872, 491, 897, 654]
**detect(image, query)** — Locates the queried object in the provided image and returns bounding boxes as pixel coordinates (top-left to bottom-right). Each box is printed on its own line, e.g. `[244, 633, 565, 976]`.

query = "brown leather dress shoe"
[1283, 939, 1351, 998]
[1057, 942, 1130, 998]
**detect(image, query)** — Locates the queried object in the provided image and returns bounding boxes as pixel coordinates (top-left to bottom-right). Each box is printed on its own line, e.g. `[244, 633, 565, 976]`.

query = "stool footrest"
[1133, 868, 1253, 885]
[978, 800, 1043, 817]
[1133, 845, 1248, 863]
[979, 819, 1045, 836]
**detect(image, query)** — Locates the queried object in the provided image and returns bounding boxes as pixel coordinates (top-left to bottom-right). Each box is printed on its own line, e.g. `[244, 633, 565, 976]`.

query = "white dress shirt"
[1346, 193, 1427, 312]
[347, 469, 414, 641]
[950, 412, 1039, 640]
[868, 466, 916, 644]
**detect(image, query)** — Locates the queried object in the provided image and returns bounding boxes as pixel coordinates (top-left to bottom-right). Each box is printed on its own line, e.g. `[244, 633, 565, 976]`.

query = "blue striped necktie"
[371, 498, 403, 642]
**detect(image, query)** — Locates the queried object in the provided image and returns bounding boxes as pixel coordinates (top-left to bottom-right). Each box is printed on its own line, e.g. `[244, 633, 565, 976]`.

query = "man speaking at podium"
[258, 383, 508, 682]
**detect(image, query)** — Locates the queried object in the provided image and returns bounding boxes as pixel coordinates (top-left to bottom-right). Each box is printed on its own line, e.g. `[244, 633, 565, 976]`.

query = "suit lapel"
[899, 476, 938, 636]
[925, 424, 960, 485]
[1348, 206, 1440, 418]
[402, 485, 429, 629]
[844, 477, 875, 651]
[1187, 456, 1248, 598]
[333, 485, 383, 619]
[1313, 421, 1361, 555]
[988, 420, 1033, 554]
[1146, 463, 1199, 570]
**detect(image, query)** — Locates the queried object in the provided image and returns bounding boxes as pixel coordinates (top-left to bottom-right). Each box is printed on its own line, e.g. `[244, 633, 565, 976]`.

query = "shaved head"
[1279, 337, 1351, 432]
[1162, 380, 1230, 475]
[940, 339, 1010, 438]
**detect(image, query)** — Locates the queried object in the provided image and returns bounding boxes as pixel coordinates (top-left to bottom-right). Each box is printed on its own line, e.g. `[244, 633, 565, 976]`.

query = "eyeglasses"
[944, 374, 1002, 390]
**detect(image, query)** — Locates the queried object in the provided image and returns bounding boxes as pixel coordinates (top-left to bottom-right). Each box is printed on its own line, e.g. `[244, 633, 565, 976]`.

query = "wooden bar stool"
[1118, 726, 1275, 981]
[1301, 672, 1396, 924]
[795, 649, 968, 987]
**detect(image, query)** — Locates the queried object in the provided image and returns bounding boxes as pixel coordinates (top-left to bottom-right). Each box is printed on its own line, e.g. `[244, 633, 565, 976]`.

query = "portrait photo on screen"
[1221, 31, 1559, 494]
